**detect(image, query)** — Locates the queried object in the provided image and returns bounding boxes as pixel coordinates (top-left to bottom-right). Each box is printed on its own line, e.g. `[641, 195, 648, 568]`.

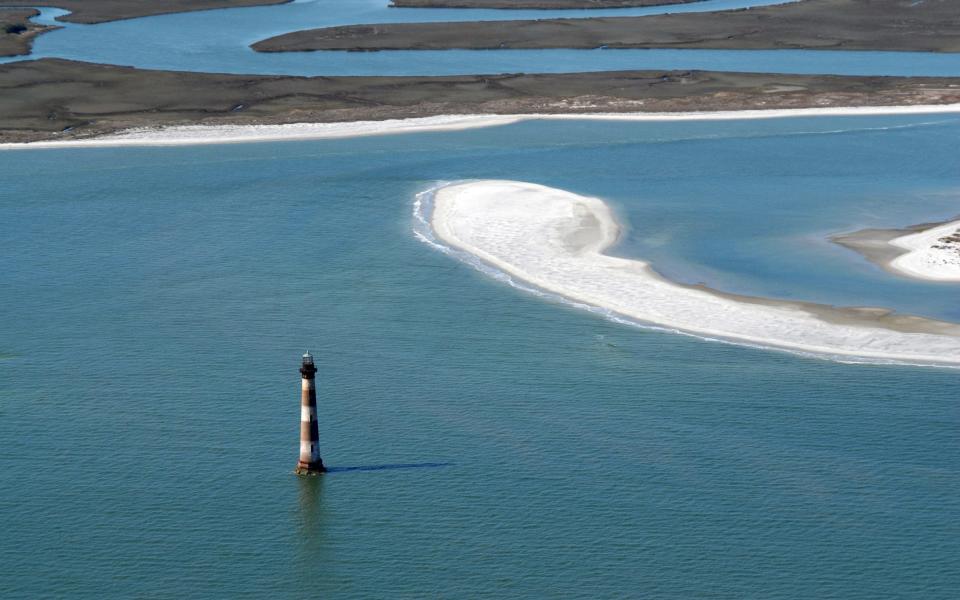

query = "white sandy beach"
[888, 220, 960, 282]
[0, 115, 526, 150]
[2, 104, 960, 150]
[429, 180, 960, 366]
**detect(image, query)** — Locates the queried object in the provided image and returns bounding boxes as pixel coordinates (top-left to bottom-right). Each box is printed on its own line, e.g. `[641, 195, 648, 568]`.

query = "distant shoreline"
[3, 59, 960, 144]
[3, 103, 960, 149]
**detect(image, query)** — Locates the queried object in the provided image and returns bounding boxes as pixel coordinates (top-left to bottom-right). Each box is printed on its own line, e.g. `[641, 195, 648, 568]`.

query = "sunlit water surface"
[2, 118, 959, 598]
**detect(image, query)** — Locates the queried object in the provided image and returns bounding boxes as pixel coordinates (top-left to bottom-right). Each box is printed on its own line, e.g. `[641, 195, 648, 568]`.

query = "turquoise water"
[2, 118, 959, 597]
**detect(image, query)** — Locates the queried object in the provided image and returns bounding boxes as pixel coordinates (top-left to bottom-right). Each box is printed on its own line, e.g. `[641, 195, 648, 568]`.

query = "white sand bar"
[889, 220, 960, 282]
[3, 104, 960, 150]
[430, 180, 960, 366]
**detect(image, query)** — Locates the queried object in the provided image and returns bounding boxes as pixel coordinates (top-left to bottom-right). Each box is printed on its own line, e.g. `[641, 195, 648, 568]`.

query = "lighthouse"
[295, 352, 326, 475]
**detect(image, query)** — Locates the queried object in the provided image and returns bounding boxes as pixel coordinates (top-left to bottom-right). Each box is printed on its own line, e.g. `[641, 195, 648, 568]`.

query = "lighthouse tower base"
[295, 461, 326, 476]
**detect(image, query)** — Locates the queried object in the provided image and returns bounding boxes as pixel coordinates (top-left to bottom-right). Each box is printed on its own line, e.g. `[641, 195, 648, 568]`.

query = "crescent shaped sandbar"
[429, 180, 960, 366]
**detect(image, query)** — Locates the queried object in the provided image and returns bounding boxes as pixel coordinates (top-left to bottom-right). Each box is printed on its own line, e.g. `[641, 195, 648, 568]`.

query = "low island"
[254, 0, 960, 53]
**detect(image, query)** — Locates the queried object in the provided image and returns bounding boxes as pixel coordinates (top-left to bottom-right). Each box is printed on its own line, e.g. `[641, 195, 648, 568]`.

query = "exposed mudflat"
[3, 59, 960, 143]
[254, 0, 960, 53]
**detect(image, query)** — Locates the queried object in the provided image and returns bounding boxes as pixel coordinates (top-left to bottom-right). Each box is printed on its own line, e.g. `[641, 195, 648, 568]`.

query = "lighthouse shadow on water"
[294, 352, 453, 476]
[326, 463, 453, 474]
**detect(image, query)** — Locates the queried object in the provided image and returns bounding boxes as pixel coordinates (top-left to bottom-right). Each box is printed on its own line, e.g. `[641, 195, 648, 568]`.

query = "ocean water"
[4, 0, 960, 596]
[2, 117, 959, 598]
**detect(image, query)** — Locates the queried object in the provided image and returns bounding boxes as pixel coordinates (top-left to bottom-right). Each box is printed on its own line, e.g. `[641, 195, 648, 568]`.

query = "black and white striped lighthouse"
[295, 352, 326, 475]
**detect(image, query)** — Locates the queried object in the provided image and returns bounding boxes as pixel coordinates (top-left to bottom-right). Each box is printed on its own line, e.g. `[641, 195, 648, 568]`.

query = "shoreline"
[426, 180, 960, 366]
[3, 103, 960, 149]
[833, 218, 960, 283]
[4, 60, 960, 144]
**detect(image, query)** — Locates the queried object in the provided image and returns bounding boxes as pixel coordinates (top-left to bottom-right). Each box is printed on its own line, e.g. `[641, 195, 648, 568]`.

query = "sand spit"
[427, 180, 960, 366]
[3, 104, 960, 149]
[834, 218, 960, 283]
